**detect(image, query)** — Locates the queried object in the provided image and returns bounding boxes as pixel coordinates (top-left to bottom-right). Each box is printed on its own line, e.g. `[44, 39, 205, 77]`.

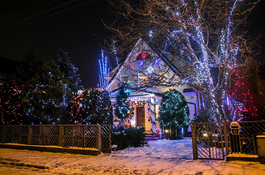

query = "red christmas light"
[229, 70, 257, 121]
[141, 52, 147, 59]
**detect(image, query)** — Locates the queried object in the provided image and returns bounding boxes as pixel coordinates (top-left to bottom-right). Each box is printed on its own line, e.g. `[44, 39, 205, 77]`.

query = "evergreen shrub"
[158, 89, 190, 139]
[111, 127, 146, 150]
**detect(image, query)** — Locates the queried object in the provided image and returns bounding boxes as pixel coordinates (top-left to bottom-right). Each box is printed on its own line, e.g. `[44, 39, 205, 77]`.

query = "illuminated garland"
[150, 97, 158, 134]
[147, 98, 156, 124]
[129, 97, 158, 133]
[130, 100, 147, 107]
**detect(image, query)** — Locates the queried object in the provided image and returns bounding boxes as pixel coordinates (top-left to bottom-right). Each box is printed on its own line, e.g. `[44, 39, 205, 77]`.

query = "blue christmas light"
[98, 50, 109, 89]
[149, 30, 153, 38]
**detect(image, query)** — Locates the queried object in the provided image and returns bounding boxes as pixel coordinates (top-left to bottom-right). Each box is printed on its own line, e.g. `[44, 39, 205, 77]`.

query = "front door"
[136, 107, 145, 127]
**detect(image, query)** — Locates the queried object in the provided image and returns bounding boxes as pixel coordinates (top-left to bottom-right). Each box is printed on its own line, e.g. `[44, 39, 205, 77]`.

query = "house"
[107, 38, 203, 133]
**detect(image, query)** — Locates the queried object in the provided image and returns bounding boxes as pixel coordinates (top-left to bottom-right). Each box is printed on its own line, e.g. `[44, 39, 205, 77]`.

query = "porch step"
[145, 133, 159, 141]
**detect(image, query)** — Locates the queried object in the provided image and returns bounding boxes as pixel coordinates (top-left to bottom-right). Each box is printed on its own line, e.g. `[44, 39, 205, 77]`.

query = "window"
[122, 76, 129, 82]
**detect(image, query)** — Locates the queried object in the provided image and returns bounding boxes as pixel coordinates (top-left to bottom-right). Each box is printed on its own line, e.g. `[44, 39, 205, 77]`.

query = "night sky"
[0, 0, 265, 88]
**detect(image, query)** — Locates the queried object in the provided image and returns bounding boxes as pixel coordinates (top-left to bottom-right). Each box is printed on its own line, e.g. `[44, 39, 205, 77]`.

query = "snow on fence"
[0, 124, 111, 153]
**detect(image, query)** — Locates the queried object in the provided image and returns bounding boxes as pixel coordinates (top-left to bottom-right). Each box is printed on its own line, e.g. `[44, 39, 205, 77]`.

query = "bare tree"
[104, 0, 260, 121]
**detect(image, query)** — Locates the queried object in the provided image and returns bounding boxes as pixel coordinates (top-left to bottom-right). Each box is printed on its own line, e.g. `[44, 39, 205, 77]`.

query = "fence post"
[191, 123, 198, 160]
[219, 122, 224, 159]
[96, 124, 101, 152]
[206, 124, 211, 158]
[223, 122, 229, 156]
[28, 125, 32, 145]
[108, 124, 112, 152]
[2, 125, 6, 143]
[252, 134, 257, 154]
[59, 125, 62, 147]
[83, 126, 85, 148]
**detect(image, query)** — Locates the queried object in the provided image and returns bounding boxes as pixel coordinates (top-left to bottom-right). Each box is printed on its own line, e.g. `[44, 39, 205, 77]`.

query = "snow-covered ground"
[112, 137, 193, 160]
[1, 137, 265, 175]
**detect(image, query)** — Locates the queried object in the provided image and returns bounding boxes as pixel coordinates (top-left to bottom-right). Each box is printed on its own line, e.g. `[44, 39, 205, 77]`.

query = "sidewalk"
[1, 138, 265, 174]
[0, 143, 100, 156]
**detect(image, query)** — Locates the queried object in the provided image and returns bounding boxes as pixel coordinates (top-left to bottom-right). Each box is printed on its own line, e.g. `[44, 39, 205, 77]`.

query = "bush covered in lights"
[114, 87, 134, 120]
[158, 89, 189, 139]
[111, 127, 146, 150]
[0, 80, 26, 124]
[22, 61, 71, 124]
[69, 88, 113, 124]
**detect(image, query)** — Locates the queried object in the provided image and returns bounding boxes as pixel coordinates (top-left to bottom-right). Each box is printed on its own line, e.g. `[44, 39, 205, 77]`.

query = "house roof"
[107, 38, 194, 90]
[109, 85, 164, 98]
[107, 38, 147, 88]
[151, 45, 194, 79]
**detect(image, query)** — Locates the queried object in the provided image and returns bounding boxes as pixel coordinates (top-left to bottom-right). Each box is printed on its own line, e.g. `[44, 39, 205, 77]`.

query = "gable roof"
[107, 38, 193, 91]
[107, 38, 149, 89]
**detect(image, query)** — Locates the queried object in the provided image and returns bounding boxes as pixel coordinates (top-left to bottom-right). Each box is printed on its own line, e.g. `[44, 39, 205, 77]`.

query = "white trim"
[107, 38, 144, 90]
[107, 38, 177, 91]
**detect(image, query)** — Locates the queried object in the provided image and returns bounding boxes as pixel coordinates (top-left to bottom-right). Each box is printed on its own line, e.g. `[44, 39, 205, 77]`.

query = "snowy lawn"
[1, 137, 265, 175]
[112, 137, 193, 160]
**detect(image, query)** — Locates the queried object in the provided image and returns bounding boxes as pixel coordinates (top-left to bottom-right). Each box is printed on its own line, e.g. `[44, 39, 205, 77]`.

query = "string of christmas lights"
[98, 50, 109, 90]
